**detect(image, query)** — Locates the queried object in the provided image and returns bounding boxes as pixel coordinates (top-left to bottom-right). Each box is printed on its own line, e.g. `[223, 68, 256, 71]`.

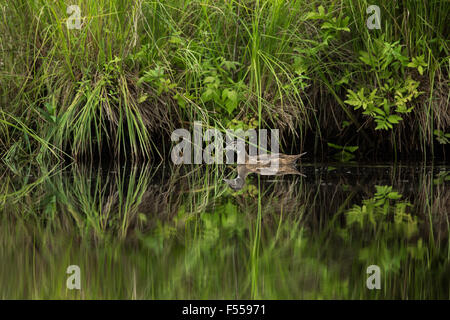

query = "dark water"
[0, 162, 449, 299]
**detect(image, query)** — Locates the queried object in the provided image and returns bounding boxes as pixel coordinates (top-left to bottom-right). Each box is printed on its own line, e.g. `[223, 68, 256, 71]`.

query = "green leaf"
[338, 27, 350, 32]
[336, 75, 349, 86]
[388, 192, 402, 200]
[138, 94, 148, 103]
[221, 60, 239, 71]
[305, 5, 327, 20]
[321, 22, 334, 30]
[318, 5, 325, 16]
[225, 99, 238, 114]
[204, 76, 216, 84]
[344, 89, 363, 108]
[227, 89, 237, 102]
[375, 122, 388, 130]
[327, 142, 343, 150]
[388, 115, 403, 124]
[344, 98, 361, 107]
[359, 51, 374, 67]
[344, 145, 359, 153]
[373, 108, 386, 116]
[173, 94, 186, 108]
[201, 88, 214, 103]
[44, 102, 55, 114]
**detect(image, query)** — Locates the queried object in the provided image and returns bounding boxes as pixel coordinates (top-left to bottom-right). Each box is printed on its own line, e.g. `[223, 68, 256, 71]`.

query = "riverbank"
[1, 0, 448, 162]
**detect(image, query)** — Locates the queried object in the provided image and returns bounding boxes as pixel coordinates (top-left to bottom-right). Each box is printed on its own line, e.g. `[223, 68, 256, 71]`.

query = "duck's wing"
[248, 152, 307, 164]
[246, 154, 271, 165]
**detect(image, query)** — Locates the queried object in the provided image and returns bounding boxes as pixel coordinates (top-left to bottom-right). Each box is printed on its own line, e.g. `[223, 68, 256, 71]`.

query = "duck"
[223, 142, 307, 190]
[224, 141, 307, 166]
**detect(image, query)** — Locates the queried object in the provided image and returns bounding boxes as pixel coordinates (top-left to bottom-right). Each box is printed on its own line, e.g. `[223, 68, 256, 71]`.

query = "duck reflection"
[224, 163, 306, 191]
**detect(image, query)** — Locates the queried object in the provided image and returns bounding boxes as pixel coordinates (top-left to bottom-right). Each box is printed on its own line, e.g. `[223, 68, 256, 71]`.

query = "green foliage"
[226, 117, 259, 131]
[433, 171, 450, 185]
[345, 38, 424, 131]
[327, 142, 358, 162]
[305, 4, 350, 45]
[138, 65, 176, 95]
[407, 55, 428, 76]
[345, 185, 417, 237]
[434, 130, 450, 144]
[199, 58, 245, 116]
[358, 38, 409, 77]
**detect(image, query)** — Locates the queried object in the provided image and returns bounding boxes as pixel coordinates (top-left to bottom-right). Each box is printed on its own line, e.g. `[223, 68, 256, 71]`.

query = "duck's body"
[225, 141, 306, 166]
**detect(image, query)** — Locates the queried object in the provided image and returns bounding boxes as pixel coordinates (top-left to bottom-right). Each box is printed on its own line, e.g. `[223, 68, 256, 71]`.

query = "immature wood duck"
[223, 142, 307, 190]
[225, 141, 307, 166]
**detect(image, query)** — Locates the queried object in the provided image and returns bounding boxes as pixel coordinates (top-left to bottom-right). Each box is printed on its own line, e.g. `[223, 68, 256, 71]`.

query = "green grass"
[0, 0, 448, 161]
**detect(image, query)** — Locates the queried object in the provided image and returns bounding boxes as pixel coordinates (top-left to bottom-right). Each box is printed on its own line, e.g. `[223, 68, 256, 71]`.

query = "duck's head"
[223, 176, 245, 191]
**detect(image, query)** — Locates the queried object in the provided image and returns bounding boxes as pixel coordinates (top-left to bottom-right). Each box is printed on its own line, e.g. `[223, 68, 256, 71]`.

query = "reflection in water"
[224, 164, 306, 190]
[223, 142, 307, 190]
[0, 163, 449, 299]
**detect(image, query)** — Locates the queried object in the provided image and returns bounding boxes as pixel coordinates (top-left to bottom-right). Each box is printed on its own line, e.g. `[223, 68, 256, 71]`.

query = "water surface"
[0, 162, 448, 299]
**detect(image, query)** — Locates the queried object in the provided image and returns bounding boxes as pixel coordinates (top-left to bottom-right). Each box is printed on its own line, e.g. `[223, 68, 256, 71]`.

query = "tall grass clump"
[1, 0, 180, 161]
